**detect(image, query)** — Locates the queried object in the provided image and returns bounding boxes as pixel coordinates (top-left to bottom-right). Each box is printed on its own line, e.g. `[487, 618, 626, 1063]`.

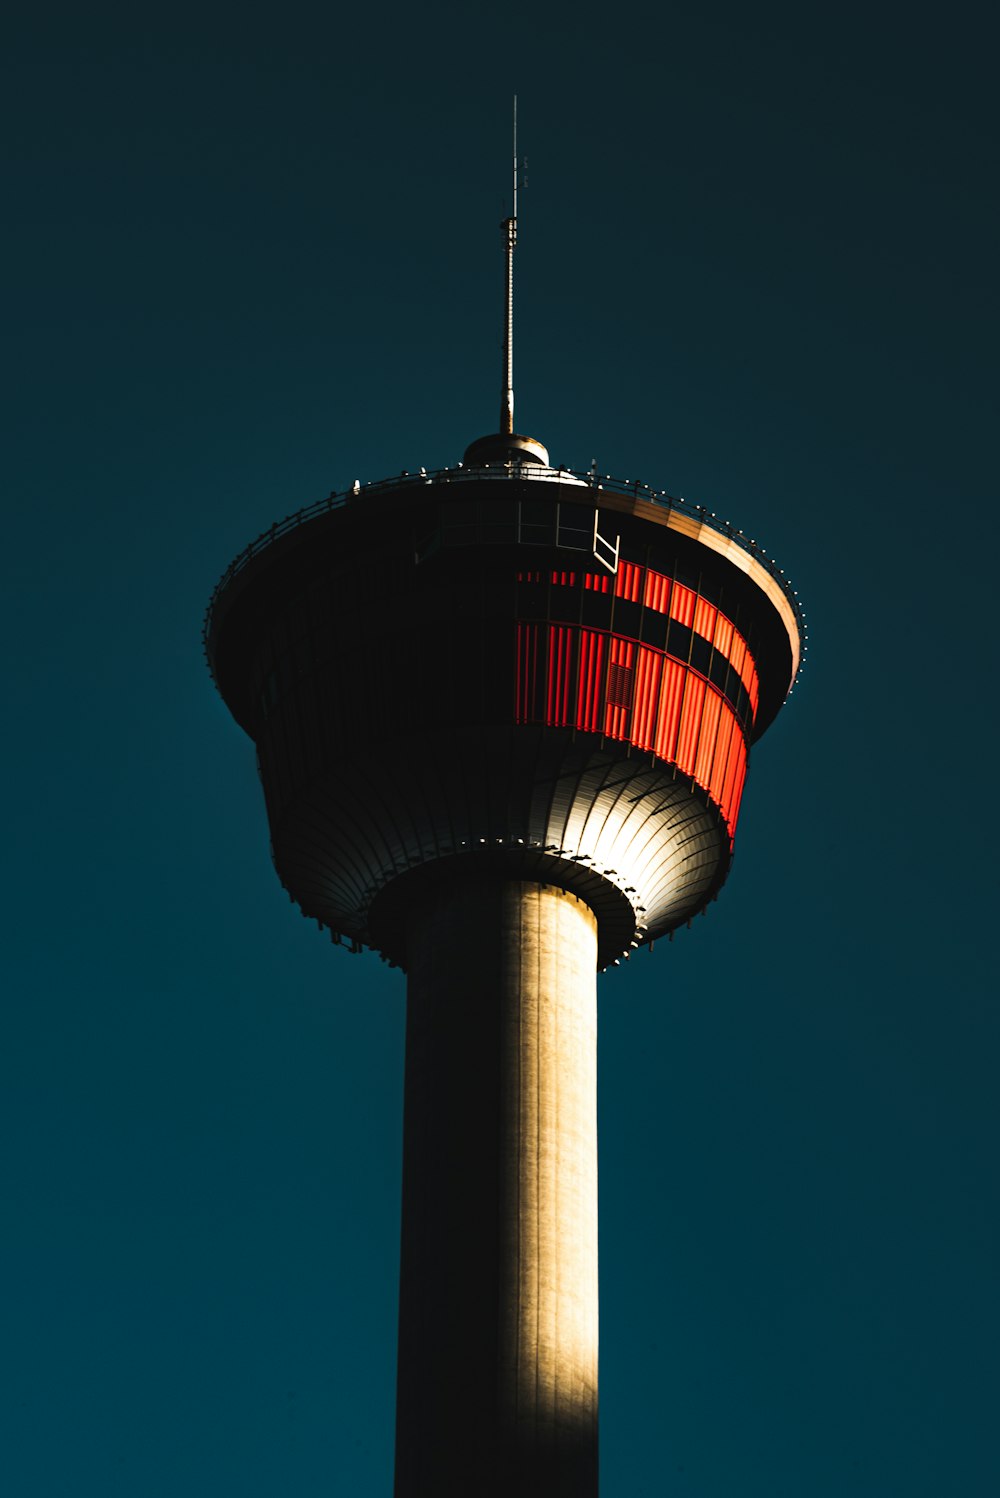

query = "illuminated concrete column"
[395, 879, 599, 1497]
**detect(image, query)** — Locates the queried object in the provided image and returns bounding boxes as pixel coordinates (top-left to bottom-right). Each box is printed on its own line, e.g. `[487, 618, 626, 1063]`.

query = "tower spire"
[462, 98, 549, 468]
[501, 95, 518, 436]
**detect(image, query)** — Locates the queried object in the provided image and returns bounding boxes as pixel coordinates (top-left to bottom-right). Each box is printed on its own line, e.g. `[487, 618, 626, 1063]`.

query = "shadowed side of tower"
[396, 879, 597, 1495]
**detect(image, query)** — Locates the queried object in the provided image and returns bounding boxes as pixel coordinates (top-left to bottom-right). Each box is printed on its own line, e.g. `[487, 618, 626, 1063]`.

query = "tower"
[203, 114, 805, 1497]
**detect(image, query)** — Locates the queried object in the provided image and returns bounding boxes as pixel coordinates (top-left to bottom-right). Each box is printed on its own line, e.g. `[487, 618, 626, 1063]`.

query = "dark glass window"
[614, 599, 642, 640]
[479, 499, 517, 540]
[581, 590, 612, 628]
[549, 588, 579, 624]
[557, 502, 592, 550]
[516, 580, 547, 617]
[520, 499, 557, 545]
[640, 612, 668, 649]
[690, 634, 711, 678]
[666, 620, 691, 662]
[709, 652, 729, 693]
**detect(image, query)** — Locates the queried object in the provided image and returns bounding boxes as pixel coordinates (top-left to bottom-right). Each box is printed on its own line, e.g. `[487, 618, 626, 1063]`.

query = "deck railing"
[204, 462, 807, 656]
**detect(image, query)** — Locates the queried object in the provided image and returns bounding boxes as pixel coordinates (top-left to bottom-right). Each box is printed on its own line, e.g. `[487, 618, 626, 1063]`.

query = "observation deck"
[205, 455, 806, 969]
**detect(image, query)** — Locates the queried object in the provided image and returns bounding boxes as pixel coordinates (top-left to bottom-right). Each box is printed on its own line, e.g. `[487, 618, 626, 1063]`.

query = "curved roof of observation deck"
[204, 460, 808, 697]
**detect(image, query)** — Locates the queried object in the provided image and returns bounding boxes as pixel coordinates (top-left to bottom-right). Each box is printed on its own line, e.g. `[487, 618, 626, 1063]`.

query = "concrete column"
[394, 878, 599, 1497]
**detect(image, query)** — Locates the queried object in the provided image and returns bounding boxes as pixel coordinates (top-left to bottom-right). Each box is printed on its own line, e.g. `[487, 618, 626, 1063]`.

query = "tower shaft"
[395, 879, 598, 1497]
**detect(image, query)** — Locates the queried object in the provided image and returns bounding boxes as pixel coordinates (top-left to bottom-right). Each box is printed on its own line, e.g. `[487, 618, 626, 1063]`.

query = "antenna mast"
[501, 96, 519, 436]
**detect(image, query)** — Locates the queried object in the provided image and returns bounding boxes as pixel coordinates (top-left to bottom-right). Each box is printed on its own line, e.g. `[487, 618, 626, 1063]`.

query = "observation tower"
[204, 110, 806, 1498]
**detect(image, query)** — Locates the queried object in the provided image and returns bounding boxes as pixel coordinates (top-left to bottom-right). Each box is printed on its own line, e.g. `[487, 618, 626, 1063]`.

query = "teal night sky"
[3, 4, 997, 1494]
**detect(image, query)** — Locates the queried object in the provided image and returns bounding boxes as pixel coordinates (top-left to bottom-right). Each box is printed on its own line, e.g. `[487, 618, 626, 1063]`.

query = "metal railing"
[204, 461, 808, 659]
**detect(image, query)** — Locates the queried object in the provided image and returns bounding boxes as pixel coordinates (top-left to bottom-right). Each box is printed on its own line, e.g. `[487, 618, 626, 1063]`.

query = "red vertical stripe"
[655, 659, 686, 761]
[547, 625, 573, 726]
[709, 706, 736, 807]
[729, 751, 748, 830]
[676, 675, 706, 777]
[615, 561, 643, 601]
[604, 637, 635, 740]
[721, 728, 746, 830]
[694, 686, 723, 787]
[713, 614, 733, 657]
[644, 570, 671, 614]
[576, 629, 606, 733]
[515, 622, 523, 721]
[632, 647, 662, 751]
[576, 631, 590, 730]
[670, 584, 696, 627]
[561, 626, 574, 726]
[516, 613, 754, 838]
[516, 622, 540, 723]
[693, 597, 717, 641]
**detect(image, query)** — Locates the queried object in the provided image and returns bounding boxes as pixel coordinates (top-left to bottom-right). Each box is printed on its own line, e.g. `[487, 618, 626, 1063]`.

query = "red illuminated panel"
[515, 605, 756, 841]
[655, 658, 686, 762]
[550, 570, 576, 587]
[670, 583, 696, 628]
[598, 564, 758, 724]
[729, 752, 748, 828]
[604, 637, 635, 740]
[547, 625, 574, 726]
[727, 632, 759, 719]
[632, 647, 662, 751]
[721, 716, 745, 828]
[644, 570, 671, 613]
[693, 597, 717, 641]
[694, 687, 723, 788]
[675, 675, 707, 778]
[583, 573, 611, 593]
[615, 561, 643, 602]
[515, 622, 541, 724]
[713, 614, 734, 657]
[709, 706, 736, 807]
[719, 723, 747, 832]
[576, 630, 606, 733]
[745, 657, 760, 717]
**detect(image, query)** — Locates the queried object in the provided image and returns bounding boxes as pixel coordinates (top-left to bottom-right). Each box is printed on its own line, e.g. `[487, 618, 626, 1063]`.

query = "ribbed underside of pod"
[264, 727, 731, 970]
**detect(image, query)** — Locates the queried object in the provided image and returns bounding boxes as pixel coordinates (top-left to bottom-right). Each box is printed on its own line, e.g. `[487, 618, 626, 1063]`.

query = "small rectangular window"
[557, 501, 592, 550]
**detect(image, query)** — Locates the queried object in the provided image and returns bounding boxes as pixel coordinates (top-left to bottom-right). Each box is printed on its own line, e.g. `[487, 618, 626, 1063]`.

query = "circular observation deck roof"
[205, 457, 807, 702]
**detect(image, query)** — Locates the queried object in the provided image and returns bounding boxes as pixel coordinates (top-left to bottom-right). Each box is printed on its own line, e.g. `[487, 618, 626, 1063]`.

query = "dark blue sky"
[3, 4, 997, 1494]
